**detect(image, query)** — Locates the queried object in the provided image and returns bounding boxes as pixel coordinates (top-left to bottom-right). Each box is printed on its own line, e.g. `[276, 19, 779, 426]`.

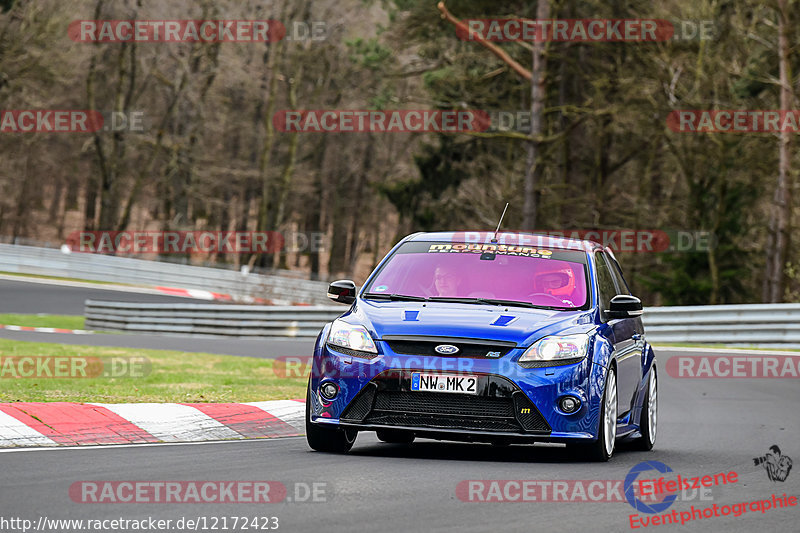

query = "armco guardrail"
[0, 243, 329, 305]
[642, 303, 800, 344]
[85, 300, 343, 337]
[85, 300, 800, 343]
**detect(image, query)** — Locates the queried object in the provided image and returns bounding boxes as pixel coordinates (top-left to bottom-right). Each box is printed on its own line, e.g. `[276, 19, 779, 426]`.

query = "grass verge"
[0, 313, 86, 330]
[0, 339, 305, 403]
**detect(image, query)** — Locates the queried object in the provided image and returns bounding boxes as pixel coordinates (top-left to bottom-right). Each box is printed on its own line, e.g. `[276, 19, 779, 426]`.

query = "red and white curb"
[154, 286, 311, 306]
[0, 400, 305, 448]
[0, 324, 93, 335]
[154, 287, 233, 302]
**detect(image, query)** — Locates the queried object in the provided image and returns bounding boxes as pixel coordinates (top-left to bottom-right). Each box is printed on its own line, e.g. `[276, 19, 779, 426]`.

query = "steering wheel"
[410, 281, 433, 297]
[525, 292, 566, 306]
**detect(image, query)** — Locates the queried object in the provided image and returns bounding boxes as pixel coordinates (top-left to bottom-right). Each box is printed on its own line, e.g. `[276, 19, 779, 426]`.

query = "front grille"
[366, 413, 521, 432]
[374, 391, 514, 418]
[382, 336, 515, 359]
[340, 370, 551, 435]
[513, 393, 551, 432]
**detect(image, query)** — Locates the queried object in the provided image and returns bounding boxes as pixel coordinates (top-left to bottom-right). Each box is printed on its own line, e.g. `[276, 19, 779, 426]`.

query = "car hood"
[348, 299, 595, 347]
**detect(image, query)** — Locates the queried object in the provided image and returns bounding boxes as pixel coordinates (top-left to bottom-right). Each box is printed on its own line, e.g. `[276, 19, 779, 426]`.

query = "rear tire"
[376, 429, 415, 444]
[571, 366, 617, 462]
[632, 365, 657, 451]
[305, 381, 356, 453]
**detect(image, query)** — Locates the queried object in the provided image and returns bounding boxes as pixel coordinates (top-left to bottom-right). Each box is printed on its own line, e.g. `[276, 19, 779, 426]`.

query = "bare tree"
[521, 0, 549, 230]
[764, 0, 795, 302]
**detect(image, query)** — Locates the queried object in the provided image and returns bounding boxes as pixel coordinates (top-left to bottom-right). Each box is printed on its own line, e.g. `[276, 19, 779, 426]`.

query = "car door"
[595, 251, 640, 417]
[608, 253, 645, 415]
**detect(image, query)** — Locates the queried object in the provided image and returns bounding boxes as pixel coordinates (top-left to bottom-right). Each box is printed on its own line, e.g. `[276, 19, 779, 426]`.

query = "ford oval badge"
[434, 344, 459, 355]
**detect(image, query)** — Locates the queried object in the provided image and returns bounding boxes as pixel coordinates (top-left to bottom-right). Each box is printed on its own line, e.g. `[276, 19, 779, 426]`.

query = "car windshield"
[363, 241, 589, 309]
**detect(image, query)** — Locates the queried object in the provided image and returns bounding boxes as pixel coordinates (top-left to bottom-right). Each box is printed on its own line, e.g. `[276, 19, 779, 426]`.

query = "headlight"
[327, 319, 378, 354]
[519, 333, 590, 365]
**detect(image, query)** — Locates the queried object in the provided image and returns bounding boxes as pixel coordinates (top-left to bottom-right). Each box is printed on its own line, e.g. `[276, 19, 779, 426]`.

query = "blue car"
[305, 231, 657, 461]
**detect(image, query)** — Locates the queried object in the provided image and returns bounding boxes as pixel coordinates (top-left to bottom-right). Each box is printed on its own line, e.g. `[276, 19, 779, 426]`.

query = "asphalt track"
[1, 348, 798, 533]
[0, 278, 198, 315]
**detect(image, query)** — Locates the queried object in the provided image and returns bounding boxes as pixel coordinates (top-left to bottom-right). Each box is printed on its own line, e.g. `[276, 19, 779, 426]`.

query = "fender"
[311, 322, 332, 390]
[587, 326, 616, 437]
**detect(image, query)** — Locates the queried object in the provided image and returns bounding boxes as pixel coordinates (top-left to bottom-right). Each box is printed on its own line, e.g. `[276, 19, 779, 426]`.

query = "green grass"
[0, 339, 306, 403]
[0, 313, 85, 330]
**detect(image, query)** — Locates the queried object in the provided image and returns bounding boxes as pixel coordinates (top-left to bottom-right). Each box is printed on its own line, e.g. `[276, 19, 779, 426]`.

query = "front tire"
[305, 381, 356, 453]
[572, 366, 617, 462]
[632, 365, 657, 451]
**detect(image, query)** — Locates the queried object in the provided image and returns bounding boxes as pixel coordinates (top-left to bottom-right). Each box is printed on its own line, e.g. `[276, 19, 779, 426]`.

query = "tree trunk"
[255, 4, 287, 235]
[327, 152, 350, 279]
[12, 155, 32, 239]
[48, 178, 63, 224]
[269, 63, 303, 271]
[95, 26, 136, 231]
[521, 0, 549, 230]
[307, 136, 328, 281]
[82, 0, 105, 232]
[348, 135, 374, 277]
[764, 0, 794, 303]
[708, 141, 727, 304]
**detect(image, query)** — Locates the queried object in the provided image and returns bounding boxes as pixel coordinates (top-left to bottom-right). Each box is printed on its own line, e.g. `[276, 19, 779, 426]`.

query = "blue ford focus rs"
[306, 232, 657, 461]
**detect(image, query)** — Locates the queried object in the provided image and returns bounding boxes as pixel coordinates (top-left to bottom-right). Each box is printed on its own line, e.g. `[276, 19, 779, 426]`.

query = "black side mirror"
[327, 280, 357, 304]
[605, 294, 643, 319]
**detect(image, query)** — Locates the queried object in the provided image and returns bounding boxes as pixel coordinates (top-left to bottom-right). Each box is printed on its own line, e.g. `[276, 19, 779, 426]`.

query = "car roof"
[403, 231, 604, 253]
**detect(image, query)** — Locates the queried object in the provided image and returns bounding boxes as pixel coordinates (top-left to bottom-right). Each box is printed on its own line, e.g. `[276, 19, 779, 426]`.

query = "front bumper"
[339, 369, 551, 436]
[309, 338, 609, 442]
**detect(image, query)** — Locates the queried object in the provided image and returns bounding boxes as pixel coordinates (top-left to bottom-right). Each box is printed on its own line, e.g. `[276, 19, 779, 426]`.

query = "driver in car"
[533, 267, 576, 307]
[434, 265, 462, 297]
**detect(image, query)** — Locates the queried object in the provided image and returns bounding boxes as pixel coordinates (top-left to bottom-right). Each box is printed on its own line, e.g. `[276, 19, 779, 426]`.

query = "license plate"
[410, 373, 478, 394]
